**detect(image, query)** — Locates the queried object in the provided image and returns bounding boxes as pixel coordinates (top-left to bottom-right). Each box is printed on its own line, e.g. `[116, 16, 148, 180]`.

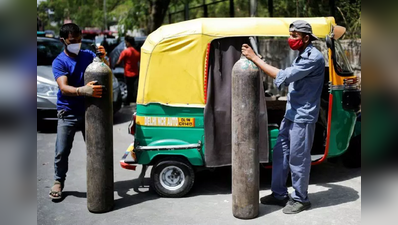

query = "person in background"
[113, 36, 140, 105]
[241, 20, 325, 214]
[49, 23, 108, 200]
[101, 35, 110, 53]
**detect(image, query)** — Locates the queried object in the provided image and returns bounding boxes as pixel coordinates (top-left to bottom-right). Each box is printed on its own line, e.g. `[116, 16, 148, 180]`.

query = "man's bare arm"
[56, 76, 103, 98]
[241, 44, 280, 79]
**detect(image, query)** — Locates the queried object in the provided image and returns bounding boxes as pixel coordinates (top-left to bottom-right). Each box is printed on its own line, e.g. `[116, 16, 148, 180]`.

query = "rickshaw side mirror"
[332, 25, 346, 40]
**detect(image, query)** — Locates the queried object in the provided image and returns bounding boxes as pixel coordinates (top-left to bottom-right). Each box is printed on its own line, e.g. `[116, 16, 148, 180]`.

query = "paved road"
[37, 105, 361, 225]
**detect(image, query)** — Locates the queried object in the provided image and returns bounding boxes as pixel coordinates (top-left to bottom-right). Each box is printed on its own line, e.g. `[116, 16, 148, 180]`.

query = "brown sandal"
[49, 181, 63, 200]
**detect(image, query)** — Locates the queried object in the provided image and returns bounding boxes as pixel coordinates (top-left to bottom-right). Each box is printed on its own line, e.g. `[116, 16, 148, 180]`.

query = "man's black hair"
[59, 23, 81, 39]
[125, 36, 135, 47]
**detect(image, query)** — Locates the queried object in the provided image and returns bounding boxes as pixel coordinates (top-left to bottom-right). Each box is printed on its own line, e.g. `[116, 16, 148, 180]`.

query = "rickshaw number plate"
[178, 118, 195, 127]
[136, 116, 195, 127]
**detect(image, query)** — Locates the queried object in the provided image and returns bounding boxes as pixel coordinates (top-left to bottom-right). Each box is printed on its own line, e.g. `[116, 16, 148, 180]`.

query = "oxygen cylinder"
[231, 55, 260, 219]
[84, 55, 114, 213]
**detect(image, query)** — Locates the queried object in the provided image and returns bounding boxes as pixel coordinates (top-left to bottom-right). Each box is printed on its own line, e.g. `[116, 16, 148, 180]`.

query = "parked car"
[37, 37, 122, 122]
[37, 30, 56, 38]
[81, 39, 96, 52]
[108, 36, 147, 102]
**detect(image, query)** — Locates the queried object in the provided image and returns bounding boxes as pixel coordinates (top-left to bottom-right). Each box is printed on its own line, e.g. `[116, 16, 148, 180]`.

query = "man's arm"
[242, 43, 319, 89]
[241, 44, 280, 79]
[56, 76, 103, 98]
[114, 58, 122, 69]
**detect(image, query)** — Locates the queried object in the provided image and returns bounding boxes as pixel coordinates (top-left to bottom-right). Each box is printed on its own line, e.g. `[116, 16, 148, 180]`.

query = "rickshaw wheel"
[151, 158, 195, 197]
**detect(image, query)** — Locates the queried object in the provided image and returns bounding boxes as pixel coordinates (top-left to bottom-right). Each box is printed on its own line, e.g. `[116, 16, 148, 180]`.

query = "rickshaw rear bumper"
[120, 160, 137, 170]
[120, 143, 137, 170]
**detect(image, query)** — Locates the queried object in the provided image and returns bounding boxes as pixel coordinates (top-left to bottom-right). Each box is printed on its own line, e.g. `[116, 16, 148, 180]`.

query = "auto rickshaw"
[120, 17, 361, 197]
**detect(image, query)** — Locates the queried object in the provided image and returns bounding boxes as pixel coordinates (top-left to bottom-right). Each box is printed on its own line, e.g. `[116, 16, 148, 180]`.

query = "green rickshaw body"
[134, 96, 358, 166]
[134, 104, 205, 166]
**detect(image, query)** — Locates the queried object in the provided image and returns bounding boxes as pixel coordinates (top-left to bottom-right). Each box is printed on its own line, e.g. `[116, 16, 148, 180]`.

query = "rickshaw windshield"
[334, 40, 354, 75]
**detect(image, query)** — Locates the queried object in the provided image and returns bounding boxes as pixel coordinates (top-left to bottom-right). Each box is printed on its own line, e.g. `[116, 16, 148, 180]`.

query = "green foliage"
[37, 0, 127, 30]
[335, 0, 361, 38]
[37, 0, 361, 38]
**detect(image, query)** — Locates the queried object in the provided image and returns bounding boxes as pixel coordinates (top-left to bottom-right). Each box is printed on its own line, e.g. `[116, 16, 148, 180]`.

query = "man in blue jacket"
[242, 20, 325, 214]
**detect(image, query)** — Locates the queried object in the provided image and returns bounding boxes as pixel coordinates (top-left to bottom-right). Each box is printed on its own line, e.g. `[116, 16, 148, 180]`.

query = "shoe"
[49, 180, 64, 200]
[282, 199, 311, 214]
[260, 193, 289, 207]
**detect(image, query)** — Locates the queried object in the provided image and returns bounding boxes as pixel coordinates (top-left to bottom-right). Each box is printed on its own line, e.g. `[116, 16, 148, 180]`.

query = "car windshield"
[37, 38, 64, 65]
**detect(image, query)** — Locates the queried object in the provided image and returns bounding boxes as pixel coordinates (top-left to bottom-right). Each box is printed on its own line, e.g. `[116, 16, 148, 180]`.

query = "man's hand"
[79, 81, 103, 98]
[241, 44, 258, 61]
[97, 45, 110, 66]
[240, 44, 280, 79]
[97, 46, 106, 59]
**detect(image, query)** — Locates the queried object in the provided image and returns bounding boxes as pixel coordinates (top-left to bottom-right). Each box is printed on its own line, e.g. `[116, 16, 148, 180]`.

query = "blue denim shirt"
[275, 44, 325, 123]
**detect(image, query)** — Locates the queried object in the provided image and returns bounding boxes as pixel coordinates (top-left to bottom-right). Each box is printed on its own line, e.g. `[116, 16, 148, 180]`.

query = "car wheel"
[151, 158, 195, 198]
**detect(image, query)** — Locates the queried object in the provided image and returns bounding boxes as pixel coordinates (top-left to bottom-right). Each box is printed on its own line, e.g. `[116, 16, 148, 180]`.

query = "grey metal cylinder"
[84, 56, 114, 213]
[231, 55, 260, 219]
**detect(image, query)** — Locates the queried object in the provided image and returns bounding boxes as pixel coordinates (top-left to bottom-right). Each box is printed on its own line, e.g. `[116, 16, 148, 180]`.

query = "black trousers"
[125, 76, 138, 104]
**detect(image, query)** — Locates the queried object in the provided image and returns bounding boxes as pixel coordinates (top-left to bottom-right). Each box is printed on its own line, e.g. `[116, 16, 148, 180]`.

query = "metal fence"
[167, 0, 235, 24]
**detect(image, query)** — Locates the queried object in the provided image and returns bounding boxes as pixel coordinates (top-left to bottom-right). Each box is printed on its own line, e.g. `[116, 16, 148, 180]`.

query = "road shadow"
[113, 104, 136, 125]
[187, 167, 232, 196]
[307, 183, 359, 210]
[258, 204, 283, 217]
[188, 167, 281, 217]
[51, 191, 87, 203]
[187, 166, 274, 196]
[37, 120, 57, 133]
[186, 161, 360, 210]
[113, 177, 159, 211]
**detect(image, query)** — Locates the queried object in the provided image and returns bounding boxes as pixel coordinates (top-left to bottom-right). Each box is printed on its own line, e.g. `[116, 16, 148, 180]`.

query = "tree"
[148, 0, 171, 33]
[37, 0, 126, 30]
[38, 0, 361, 38]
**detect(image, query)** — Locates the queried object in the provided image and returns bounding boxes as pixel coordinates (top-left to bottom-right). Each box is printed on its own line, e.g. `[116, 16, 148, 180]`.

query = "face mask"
[62, 38, 81, 55]
[66, 43, 81, 55]
[288, 38, 304, 50]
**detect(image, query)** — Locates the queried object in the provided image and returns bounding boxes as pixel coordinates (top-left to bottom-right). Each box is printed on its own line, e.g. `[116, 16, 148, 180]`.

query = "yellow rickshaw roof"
[143, 17, 336, 52]
[137, 17, 336, 107]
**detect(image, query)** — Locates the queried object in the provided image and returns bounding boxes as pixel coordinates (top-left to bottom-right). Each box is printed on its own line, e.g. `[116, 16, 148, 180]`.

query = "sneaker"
[260, 193, 289, 207]
[282, 199, 311, 214]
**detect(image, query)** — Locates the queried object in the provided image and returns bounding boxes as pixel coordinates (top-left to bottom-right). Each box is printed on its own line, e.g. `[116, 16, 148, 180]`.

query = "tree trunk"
[230, 0, 234, 17]
[268, 0, 273, 17]
[148, 0, 171, 33]
[329, 0, 335, 17]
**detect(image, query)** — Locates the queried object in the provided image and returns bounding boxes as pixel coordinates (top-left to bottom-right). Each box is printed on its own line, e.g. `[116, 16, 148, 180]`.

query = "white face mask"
[66, 43, 81, 55]
[62, 38, 81, 55]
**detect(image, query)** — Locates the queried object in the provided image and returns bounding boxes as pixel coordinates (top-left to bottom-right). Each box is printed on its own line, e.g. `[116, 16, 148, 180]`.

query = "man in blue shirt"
[242, 20, 325, 214]
[49, 23, 108, 200]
